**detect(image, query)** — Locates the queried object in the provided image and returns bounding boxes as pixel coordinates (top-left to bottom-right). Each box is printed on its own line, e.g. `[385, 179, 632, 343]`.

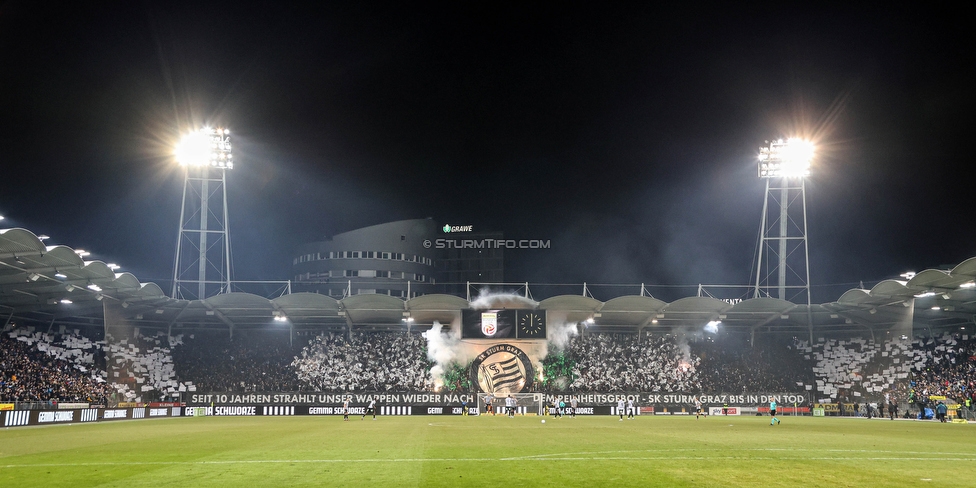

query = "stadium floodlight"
[704, 320, 720, 333]
[754, 137, 815, 342]
[172, 126, 235, 300]
[960, 281, 975, 289]
[74, 249, 90, 257]
[758, 138, 814, 178]
[175, 127, 233, 169]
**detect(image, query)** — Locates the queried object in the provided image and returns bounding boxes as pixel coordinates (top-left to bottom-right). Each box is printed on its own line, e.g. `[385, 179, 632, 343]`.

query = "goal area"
[477, 393, 543, 416]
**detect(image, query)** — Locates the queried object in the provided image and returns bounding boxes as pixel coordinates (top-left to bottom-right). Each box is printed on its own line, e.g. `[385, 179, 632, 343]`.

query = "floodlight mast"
[171, 128, 234, 300]
[753, 138, 814, 341]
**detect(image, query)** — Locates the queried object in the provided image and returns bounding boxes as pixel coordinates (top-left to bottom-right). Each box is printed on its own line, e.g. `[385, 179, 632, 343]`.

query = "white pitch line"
[4, 455, 976, 469]
[501, 448, 974, 460]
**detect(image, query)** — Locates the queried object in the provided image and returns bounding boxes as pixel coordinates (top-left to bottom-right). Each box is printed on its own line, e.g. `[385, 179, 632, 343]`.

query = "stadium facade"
[292, 219, 439, 299]
[290, 219, 503, 298]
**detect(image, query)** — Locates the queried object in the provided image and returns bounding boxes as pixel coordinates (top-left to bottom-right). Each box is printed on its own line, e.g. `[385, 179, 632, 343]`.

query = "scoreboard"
[461, 309, 547, 339]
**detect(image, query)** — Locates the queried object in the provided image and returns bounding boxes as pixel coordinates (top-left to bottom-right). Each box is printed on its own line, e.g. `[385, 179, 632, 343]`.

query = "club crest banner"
[470, 343, 534, 394]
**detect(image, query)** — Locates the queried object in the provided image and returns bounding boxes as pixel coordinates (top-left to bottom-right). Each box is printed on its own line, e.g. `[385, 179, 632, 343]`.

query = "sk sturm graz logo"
[470, 344, 534, 394]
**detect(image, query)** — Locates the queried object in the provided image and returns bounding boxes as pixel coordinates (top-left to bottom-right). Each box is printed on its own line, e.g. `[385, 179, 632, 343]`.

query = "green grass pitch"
[2, 414, 973, 487]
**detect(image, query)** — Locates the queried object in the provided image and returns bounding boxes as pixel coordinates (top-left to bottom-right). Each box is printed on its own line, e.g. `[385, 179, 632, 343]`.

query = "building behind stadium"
[291, 218, 503, 298]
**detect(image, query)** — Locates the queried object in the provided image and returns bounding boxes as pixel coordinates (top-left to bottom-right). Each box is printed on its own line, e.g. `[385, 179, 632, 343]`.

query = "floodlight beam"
[174, 128, 234, 169]
[758, 138, 814, 178]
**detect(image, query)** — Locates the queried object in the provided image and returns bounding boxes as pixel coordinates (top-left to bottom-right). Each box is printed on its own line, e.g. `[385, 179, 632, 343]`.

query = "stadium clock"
[519, 312, 544, 336]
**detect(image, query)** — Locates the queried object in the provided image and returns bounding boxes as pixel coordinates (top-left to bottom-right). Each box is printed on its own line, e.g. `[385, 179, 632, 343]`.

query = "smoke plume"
[423, 320, 470, 387]
[469, 289, 537, 309]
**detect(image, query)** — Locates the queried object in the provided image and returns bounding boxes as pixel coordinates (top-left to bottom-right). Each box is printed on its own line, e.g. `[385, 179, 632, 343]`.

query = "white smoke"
[469, 289, 538, 309]
[423, 320, 470, 387]
[677, 338, 694, 372]
[544, 311, 579, 353]
[671, 327, 700, 372]
[533, 311, 580, 390]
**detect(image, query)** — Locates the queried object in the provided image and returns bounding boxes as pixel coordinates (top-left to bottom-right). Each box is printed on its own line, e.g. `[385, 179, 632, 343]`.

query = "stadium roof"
[3, 227, 975, 336]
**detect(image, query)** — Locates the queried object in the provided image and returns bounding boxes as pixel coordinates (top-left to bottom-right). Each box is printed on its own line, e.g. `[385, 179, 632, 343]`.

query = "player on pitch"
[362, 398, 376, 420]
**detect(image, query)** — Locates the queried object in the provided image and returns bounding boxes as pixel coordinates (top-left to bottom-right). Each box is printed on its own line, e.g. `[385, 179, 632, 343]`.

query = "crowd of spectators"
[556, 332, 817, 394]
[292, 332, 433, 391]
[104, 331, 197, 402]
[792, 332, 976, 412]
[172, 331, 301, 392]
[0, 333, 113, 404]
[695, 336, 815, 393]
[1, 325, 201, 404]
[905, 333, 976, 407]
[565, 333, 702, 392]
[6, 322, 976, 403]
[799, 336, 901, 403]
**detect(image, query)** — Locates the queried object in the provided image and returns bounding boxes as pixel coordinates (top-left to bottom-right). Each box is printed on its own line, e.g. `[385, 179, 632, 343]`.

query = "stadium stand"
[565, 333, 701, 392]
[695, 335, 815, 393]
[1, 332, 112, 404]
[786, 332, 976, 414]
[173, 330, 301, 392]
[5, 322, 976, 411]
[291, 331, 433, 391]
[908, 333, 976, 404]
[2, 325, 197, 405]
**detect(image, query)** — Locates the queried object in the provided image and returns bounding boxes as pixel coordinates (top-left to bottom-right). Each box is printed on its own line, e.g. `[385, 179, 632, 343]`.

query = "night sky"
[1, 3, 973, 303]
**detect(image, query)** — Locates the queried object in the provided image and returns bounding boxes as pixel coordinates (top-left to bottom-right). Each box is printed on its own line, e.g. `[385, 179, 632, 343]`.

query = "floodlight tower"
[753, 138, 813, 310]
[171, 127, 234, 300]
